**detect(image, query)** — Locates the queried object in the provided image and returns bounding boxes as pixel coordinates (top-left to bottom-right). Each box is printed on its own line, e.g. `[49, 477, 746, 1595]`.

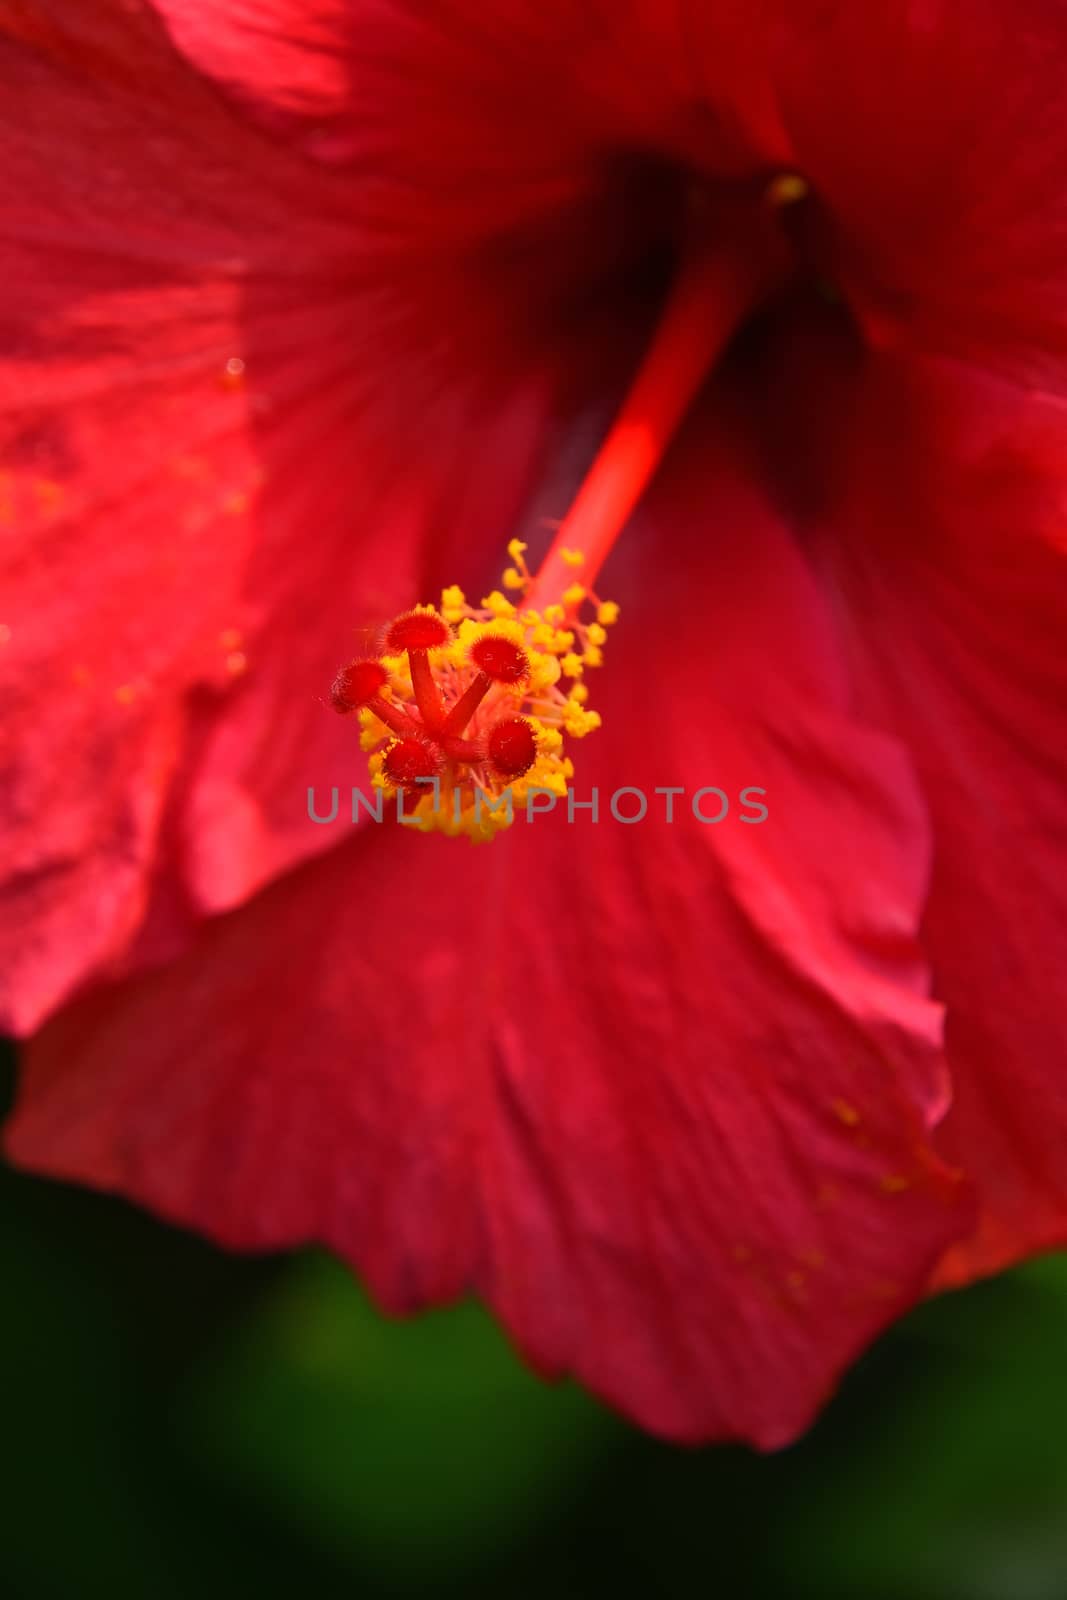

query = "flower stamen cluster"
[331, 564, 617, 841]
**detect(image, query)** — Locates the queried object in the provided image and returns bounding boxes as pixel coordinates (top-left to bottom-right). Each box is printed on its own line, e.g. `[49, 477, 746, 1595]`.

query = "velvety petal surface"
[0, 0, 556, 1030]
[800, 352, 1067, 1283]
[772, 0, 1067, 383]
[152, 0, 1067, 392]
[6, 433, 970, 1446]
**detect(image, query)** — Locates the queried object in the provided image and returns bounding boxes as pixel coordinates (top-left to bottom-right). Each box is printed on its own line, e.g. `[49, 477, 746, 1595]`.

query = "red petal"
[800, 350, 1067, 1284]
[0, 1, 555, 1030]
[772, 0, 1067, 383]
[150, 0, 784, 172]
[153, 0, 1067, 392]
[149, 0, 360, 156]
[5, 435, 969, 1446]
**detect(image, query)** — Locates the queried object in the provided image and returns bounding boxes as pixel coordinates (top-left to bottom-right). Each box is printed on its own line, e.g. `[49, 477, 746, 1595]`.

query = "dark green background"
[3, 1042, 1066, 1600]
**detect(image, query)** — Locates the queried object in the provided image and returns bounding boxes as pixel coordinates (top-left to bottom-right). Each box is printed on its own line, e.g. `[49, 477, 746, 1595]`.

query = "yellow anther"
[562, 582, 586, 608]
[543, 604, 565, 625]
[586, 622, 607, 646]
[481, 589, 517, 619]
[597, 601, 620, 625]
[767, 172, 810, 207]
[503, 566, 526, 590]
[561, 652, 584, 678]
[568, 682, 589, 705]
[582, 644, 603, 668]
[506, 538, 527, 561]
[562, 702, 601, 736]
[560, 547, 585, 567]
[527, 652, 562, 693]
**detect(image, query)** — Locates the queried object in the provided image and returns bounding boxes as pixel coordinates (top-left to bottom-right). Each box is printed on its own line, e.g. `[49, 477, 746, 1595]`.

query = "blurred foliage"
[3, 1040, 1067, 1600]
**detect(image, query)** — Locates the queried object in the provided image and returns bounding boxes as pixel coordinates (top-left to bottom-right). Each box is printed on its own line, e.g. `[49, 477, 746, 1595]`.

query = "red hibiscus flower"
[3, 0, 1067, 1446]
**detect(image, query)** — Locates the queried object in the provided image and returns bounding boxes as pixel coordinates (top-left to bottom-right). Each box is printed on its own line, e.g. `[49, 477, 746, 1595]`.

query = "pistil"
[527, 207, 786, 608]
[331, 182, 795, 841]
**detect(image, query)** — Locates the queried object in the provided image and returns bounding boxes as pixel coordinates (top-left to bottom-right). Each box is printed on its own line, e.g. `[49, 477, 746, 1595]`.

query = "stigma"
[330, 549, 617, 841]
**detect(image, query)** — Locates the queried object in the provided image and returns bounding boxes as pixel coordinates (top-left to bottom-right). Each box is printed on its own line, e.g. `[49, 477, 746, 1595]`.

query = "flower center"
[331, 177, 799, 839]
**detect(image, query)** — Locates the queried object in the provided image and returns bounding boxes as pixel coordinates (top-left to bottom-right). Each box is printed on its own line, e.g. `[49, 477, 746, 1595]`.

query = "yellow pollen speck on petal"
[33, 479, 65, 514]
[767, 172, 810, 206]
[880, 1174, 912, 1194]
[219, 627, 243, 650]
[597, 601, 620, 625]
[830, 1098, 861, 1127]
[560, 547, 585, 567]
[561, 582, 586, 607]
[114, 683, 137, 706]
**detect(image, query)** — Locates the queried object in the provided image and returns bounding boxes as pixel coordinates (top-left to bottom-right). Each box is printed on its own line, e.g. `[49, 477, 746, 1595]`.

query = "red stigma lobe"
[468, 634, 528, 683]
[487, 717, 537, 778]
[383, 736, 444, 791]
[384, 609, 450, 653]
[330, 658, 389, 712]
